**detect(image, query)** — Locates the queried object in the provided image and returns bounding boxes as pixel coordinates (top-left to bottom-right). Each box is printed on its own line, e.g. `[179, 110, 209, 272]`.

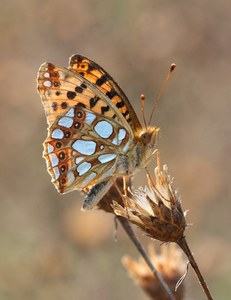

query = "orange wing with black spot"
[69, 54, 142, 132]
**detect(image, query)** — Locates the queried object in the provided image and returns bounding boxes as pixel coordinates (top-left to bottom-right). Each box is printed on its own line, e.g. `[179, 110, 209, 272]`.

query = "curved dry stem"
[118, 217, 175, 300]
[177, 237, 214, 300]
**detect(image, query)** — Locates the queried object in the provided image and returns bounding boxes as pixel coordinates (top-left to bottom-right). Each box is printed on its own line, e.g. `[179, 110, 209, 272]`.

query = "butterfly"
[37, 54, 159, 210]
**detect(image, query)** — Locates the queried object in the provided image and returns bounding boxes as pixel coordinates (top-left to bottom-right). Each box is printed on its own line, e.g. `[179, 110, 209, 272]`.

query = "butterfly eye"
[140, 132, 151, 145]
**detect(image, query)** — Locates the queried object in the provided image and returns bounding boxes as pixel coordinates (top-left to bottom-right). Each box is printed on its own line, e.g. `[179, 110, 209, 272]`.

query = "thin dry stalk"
[177, 237, 214, 300]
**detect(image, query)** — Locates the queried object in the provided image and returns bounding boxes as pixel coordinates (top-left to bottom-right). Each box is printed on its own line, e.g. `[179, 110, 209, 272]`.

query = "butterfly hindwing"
[43, 103, 130, 193]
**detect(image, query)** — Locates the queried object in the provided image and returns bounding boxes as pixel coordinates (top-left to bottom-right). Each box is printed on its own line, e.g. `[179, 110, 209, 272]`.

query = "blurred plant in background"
[122, 243, 185, 300]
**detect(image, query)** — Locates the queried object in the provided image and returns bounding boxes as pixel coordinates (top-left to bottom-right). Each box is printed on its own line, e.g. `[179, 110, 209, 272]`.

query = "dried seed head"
[112, 162, 187, 243]
[122, 243, 185, 300]
[97, 177, 131, 213]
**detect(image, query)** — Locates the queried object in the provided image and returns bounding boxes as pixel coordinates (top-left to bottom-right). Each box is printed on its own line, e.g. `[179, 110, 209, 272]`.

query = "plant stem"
[118, 216, 175, 300]
[178, 237, 214, 300]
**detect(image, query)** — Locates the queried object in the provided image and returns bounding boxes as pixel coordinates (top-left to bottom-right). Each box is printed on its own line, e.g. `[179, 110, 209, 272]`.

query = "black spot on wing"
[56, 142, 62, 148]
[60, 165, 66, 173]
[64, 131, 71, 138]
[122, 110, 129, 117]
[58, 152, 65, 160]
[96, 75, 107, 87]
[61, 102, 68, 109]
[116, 101, 125, 108]
[80, 83, 87, 89]
[67, 91, 76, 100]
[76, 102, 86, 108]
[90, 96, 100, 108]
[75, 86, 83, 93]
[52, 102, 58, 111]
[106, 88, 117, 99]
[101, 105, 110, 114]
[87, 65, 94, 73]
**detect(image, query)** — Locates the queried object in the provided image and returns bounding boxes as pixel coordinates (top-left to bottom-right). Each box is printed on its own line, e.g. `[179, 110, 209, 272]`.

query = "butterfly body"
[116, 127, 159, 173]
[37, 55, 159, 209]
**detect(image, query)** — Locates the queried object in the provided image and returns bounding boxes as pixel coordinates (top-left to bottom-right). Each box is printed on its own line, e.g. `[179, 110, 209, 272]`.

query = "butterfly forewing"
[69, 54, 142, 132]
[38, 63, 130, 130]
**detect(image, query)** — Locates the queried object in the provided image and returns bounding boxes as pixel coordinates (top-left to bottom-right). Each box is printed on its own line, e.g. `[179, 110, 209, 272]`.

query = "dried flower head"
[122, 243, 185, 300]
[112, 162, 187, 243]
[97, 177, 129, 213]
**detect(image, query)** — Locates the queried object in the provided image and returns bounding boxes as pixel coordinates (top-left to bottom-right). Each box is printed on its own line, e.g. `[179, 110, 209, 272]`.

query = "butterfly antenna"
[141, 94, 147, 130]
[148, 63, 176, 126]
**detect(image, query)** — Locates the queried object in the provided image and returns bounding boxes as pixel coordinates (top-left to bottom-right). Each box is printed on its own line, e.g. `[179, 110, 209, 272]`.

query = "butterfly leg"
[123, 176, 128, 197]
[146, 148, 159, 166]
[123, 176, 130, 218]
[114, 176, 130, 218]
[82, 179, 115, 211]
[145, 149, 161, 186]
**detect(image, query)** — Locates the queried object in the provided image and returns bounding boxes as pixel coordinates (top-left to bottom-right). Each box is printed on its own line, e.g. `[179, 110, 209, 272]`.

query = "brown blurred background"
[1, 1, 231, 299]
